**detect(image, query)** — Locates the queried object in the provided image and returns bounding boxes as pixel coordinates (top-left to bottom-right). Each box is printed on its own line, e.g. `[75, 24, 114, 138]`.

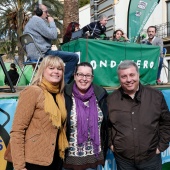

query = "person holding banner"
[142, 26, 163, 84]
[63, 62, 108, 170]
[107, 60, 170, 170]
[112, 29, 129, 42]
[10, 55, 68, 170]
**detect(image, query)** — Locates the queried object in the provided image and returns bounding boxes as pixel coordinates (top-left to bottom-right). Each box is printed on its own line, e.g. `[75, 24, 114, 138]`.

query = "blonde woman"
[10, 55, 68, 170]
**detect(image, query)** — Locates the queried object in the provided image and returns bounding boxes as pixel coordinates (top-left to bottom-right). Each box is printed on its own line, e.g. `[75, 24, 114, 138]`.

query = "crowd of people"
[4, 3, 170, 170]
[4, 3, 164, 86]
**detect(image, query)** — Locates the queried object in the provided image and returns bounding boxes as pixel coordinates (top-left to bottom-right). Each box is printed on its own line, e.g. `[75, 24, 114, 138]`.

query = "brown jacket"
[107, 84, 170, 163]
[10, 85, 59, 170]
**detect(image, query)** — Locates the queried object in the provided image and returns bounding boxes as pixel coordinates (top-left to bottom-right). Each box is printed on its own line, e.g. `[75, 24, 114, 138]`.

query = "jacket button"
[132, 112, 134, 114]
[134, 128, 136, 130]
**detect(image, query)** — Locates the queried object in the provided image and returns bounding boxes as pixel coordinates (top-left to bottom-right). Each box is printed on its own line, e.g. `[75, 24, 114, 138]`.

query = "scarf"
[73, 83, 99, 156]
[40, 78, 68, 159]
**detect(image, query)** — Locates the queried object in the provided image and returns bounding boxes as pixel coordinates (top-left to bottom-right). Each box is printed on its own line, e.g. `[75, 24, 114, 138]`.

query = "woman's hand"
[122, 34, 129, 41]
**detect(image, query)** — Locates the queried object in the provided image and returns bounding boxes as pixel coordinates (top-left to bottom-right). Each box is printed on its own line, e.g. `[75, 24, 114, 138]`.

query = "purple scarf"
[73, 83, 99, 156]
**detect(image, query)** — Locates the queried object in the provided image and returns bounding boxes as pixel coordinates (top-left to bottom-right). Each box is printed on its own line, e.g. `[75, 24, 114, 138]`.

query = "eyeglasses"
[76, 73, 93, 79]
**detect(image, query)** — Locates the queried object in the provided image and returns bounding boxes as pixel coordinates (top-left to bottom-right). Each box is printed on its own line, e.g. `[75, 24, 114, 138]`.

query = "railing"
[155, 22, 170, 39]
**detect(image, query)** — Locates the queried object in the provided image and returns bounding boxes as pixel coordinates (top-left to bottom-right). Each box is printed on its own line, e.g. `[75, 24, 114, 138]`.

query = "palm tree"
[63, 0, 79, 35]
[0, 0, 63, 66]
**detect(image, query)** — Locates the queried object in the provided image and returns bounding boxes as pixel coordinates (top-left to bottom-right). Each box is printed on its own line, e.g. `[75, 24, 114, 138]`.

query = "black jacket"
[82, 21, 106, 38]
[107, 83, 170, 163]
[4, 69, 19, 85]
[64, 81, 108, 159]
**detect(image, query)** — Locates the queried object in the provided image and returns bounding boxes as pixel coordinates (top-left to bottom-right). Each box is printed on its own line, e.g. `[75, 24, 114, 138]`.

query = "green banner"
[127, 0, 160, 42]
[61, 39, 160, 87]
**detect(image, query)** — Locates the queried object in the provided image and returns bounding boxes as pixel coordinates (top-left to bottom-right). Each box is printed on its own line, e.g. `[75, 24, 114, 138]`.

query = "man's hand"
[110, 145, 114, 152]
[156, 148, 160, 154]
[47, 16, 54, 23]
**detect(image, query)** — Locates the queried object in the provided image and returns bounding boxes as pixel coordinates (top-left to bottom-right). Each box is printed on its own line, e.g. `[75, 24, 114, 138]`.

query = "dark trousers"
[115, 154, 162, 170]
[26, 154, 62, 170]
[157, 57, 163, 79]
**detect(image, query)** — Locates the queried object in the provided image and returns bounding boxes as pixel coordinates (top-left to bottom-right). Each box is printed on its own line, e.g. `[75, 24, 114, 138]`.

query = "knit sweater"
[10, 85, 60, 170]
[24, 16, 57, 60]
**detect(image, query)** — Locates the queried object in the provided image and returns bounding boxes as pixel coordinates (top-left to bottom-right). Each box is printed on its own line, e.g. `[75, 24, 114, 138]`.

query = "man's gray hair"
[117, 60, 139, 73]
[98, 14, 107, 21]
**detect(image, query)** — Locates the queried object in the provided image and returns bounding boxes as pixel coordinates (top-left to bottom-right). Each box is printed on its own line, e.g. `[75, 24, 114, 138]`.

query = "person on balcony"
[142, 26, 163, 84]
[112, 29, 129, 42]
[63, 22, 80, 44]
[82, 15, 108, 39]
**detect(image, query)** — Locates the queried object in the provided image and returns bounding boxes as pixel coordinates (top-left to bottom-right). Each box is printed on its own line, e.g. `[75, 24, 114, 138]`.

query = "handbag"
[4, 142, 12, 163]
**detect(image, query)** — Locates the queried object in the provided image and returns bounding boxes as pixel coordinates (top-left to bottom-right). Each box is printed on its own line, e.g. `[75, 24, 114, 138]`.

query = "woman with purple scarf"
[63, 62, 108, 170]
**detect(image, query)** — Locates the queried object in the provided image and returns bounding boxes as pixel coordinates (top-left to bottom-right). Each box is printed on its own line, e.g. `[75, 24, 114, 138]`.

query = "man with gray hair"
[24, 3, 78, 83]
[107, 60, 170, 170]
[82, 14, 108, 38]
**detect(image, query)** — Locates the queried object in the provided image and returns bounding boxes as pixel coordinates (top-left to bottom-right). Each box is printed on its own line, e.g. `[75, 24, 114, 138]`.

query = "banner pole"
[127, 0, 132, 39]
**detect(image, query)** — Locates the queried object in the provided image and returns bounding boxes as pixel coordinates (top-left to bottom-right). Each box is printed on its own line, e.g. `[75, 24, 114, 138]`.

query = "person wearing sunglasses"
[63, 62, 108, 170]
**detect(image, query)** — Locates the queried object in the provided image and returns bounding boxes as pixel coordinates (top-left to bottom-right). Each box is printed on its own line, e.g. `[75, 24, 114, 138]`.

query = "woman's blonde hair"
[32, 55, 65, 92]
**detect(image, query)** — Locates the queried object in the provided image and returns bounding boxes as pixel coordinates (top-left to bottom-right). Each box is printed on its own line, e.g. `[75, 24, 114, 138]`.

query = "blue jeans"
[157, 57, 163, 80]
[45, 50, 79, 83]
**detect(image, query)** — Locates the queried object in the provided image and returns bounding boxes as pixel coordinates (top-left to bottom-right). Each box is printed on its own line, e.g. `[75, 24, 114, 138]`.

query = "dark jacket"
[107, 83, 170, 163]
[64, 81, 108, 159]
[4, 69, 19, 85]
[82, 21, 106, 38]
[63, 34, 71, 44]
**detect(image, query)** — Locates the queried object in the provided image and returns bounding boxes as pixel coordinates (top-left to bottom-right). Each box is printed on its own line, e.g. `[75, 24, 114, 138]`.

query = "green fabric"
[61, 38, 160, 87]
[127, 0, 160, 42]
[163, 162, 170, 170]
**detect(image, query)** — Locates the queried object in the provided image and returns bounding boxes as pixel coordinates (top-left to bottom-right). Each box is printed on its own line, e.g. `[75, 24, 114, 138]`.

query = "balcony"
[155, 22, 170, 42]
